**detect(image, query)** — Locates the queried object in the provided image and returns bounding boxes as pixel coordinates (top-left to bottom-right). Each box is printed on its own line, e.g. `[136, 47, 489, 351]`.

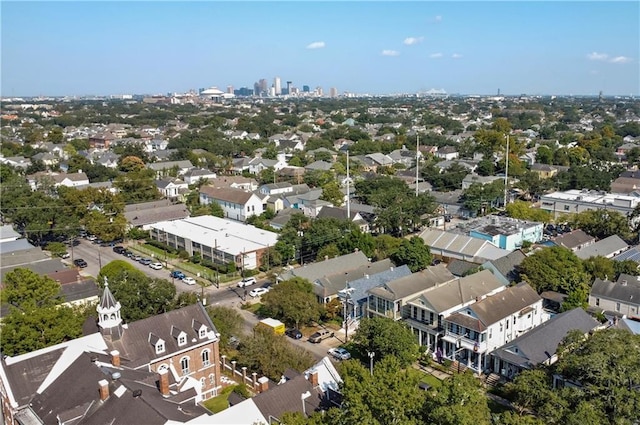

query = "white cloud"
[587, 52, 609, 61]
[381, 50, 400, 56]
[434, 15, 442, 22]
[403, 36, 424, 46]
[430, 53, 443, 59]
[610, 56, 631, 64]
[306, 41, 326, 50]
[451, 53, 463, 59]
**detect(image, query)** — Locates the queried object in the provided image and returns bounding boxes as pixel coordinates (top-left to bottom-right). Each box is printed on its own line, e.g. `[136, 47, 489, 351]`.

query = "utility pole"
[346, 150, 350, 219]
[416, 135, 419, 197]
[343, 282, 350, 343]
[504, 134, 509, 209]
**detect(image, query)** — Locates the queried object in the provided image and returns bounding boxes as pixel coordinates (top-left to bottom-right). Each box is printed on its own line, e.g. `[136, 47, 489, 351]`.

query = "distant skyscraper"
[329, 87, 338, 98]
[274, 77, 282, 95]
[315, 86, 323, 97]
[303, 85, 310, 93]
[259, 79, 268, 94]
[253, 82, 260, 96]
[286, 81, 292, 94]
[227, 85, 234, 94]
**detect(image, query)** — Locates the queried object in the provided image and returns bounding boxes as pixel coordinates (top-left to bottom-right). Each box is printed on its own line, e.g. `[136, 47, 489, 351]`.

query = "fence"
[219, 355, 267, 393]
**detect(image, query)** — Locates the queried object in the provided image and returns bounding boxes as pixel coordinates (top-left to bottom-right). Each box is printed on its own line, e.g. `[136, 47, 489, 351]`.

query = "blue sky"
[2, 1, 638, 96]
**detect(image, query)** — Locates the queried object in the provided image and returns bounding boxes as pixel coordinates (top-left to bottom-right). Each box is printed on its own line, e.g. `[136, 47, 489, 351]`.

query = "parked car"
[73, 258, 88, 268]
[132, 254, 142, 261]
[182, 277, 197, 285]
[249, 287, 269, 297]
[308, 329, 334, 343]
[170, 270, 186, 279]
[149, 262, 163, 270]
[237, 277, 257, 288]
[328, 347, 351, 360]
[139, 258, 152, 265]
[58, 252, 70, 259]
[113, 246, 126, 254]
[285, 328, 303, 339]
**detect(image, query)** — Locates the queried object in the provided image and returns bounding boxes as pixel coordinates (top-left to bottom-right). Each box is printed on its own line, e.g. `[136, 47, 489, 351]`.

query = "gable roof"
[419, 228, 510, 262]
[368, 265, 455, 300]
[552, 229, 596, 250]
[591, 274, 640, 304]
[278, 251, 370, 282]
[313, 259, 401, 299]
[575, 235, 629, 260]
[491, 308, 599, 369]
[106, 303, 218, 369]
[483, 250, 527, 282]
[467, 282, 541, 327]
[412, 269, 504, 313]
[199, 186, 255, 205]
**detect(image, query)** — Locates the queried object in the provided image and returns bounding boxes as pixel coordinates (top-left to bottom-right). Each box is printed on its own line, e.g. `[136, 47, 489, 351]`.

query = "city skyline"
[1, 1, 638, 97]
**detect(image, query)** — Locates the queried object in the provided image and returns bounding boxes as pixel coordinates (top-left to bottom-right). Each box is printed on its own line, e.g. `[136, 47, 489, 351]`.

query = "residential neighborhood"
[1, 93, 639, 425]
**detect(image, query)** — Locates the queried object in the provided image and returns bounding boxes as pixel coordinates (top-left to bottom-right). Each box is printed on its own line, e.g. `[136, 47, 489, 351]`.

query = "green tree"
[236, 326, 315, 381]
[505, 201, 551, 222]
[0, 269, 84, 356]
[45, 241, 67, 257]
[207, 306, 244, 348]
[582, 256, 615, 281]
[519, 246, 591, 295]
[352, 316, 420, 367]
[422, 371, 492, 425]
[390, 236, 432, 272]
[330, 356, 425, 425]
[566, 209, 631, 241]
[260, 277, 323, 328]
[321, 181, 344, 206]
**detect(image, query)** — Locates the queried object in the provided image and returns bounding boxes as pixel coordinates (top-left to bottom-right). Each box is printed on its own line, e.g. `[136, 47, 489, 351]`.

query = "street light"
[367, 351, 375, 376]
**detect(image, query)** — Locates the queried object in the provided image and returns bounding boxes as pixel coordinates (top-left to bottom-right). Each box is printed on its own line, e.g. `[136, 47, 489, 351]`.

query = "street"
[67, 238, 341, 362]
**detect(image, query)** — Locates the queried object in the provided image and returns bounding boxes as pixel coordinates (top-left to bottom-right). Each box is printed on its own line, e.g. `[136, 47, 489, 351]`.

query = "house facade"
[199, 186, 264, 222]
[440, 283, 546, 373]
[589, 274, 640, 318]
[540, 189, 640, 219]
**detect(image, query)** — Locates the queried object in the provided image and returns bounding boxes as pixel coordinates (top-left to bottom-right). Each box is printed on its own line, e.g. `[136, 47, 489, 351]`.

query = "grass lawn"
[242, 302, 262, 314]
[417, 372, 443, 389]
[202, 385, 236, 413]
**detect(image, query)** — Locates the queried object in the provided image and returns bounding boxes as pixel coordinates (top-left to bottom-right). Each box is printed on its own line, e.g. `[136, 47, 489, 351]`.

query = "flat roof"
[150, 215, 278, 255]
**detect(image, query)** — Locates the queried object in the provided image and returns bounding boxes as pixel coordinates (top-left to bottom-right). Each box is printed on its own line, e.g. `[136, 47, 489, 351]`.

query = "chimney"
[258, 376, 269, 393]
[110, 350, 120, 367]
[309, 371, 319, 387]
[158, 369, 170, 397]
[98, 379, 109, 401]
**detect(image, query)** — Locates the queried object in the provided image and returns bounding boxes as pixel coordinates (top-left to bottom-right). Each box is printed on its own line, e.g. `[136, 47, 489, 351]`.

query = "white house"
[199, 186, 264, 222]
[440, 282, 546, 373]
[183, 168, 217, 185]
[155, 178, 188, 199]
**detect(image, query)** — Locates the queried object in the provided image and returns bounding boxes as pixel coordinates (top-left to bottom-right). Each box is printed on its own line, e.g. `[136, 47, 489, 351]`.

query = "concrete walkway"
[414, 363, 452, 380]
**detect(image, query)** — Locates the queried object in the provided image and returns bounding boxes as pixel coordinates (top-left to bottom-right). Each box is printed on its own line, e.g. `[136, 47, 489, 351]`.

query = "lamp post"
[367, 351, 375, 376]
[343, 282, 351, 343]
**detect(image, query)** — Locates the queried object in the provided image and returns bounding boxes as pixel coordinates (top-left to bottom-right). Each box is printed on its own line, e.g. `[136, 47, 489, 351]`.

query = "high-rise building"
[274, 77, 282, 95]
[315, 86, 323, 97]
[302, 85, 310, 93]
[329, 87, 338, 98]
[253, 82, 260, 96]
[286, 81, 292, 94]
[227, 85, 234, 94]
[259, 79, 268, 94]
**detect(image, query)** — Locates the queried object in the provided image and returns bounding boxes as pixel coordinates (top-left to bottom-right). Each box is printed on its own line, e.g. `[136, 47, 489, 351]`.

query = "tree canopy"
[260, 277, 324, 328]
[352, 316, 420, 367]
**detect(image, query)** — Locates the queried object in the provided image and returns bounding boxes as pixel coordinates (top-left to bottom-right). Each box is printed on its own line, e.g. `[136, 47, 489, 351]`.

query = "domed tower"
[97, 277, 123, 340]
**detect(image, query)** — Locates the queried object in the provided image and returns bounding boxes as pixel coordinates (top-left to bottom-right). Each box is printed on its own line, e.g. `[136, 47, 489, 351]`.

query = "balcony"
[442, 331, 486, 353]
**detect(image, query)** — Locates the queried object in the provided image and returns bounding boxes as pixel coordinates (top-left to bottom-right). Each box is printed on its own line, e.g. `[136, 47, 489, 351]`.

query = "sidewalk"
[414, 363, 452, 380]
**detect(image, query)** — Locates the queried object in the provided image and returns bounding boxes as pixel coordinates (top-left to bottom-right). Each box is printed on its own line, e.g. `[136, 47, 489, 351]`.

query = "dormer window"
[199, 328, 207, 339]
[178, 335, 186, 346]
[171, 326, 187, 347]
[149, 333, 165, 355]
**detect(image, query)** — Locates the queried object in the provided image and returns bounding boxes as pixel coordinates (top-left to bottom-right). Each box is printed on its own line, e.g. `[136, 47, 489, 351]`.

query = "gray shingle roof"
[575, 235, 629, 259]
[368, 265, 456, 300]
[313, 259, 403, 298]
[469, 282, 541, 327]
[199, 186, 254, 205]
[552, 229, 595, 250]
[492, 308, 600, 368]
[483, 250, 526, 282]
[413, 269, 504, 313]
[278, 251, 370, 282]
[591, 274, 640, 304]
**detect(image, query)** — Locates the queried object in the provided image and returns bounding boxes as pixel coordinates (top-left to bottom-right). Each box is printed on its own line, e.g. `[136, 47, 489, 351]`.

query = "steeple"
[97, 277, 123, 338]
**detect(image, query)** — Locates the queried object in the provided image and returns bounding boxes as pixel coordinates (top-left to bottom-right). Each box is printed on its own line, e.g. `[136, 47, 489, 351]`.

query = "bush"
[146, 239, 178, 254]
[127, 227, 149, 240]
[178, 250, 190, 260]
[232, 383, 251, 398]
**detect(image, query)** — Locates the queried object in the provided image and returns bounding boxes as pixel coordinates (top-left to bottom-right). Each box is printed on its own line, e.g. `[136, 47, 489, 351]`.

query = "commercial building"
[149, 215, 278, 270]
[540, 189, 640, 219]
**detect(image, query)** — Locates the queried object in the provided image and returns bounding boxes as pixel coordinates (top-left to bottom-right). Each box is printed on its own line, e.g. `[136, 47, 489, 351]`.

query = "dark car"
[170, 270, 186, 279]
[73, 258, 88, 268]
[285, 328, 303, 339]
[113, 246, 126, 254]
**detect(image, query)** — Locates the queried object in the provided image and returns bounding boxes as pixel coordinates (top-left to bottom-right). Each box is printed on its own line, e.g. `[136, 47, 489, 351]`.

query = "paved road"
[68, 239, 342, 362]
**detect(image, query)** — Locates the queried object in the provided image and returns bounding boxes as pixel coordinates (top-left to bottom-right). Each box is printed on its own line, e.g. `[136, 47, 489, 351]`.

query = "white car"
[237, 277, 257, 288]
[249, 287, 269, 297]
[149, 262, 163, 270]
[182, 277, 196, 285]
[328, 347, 351, 360]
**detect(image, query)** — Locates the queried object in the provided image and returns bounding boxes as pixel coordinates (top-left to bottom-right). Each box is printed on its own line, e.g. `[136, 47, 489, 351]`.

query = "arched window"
[110, 314, 116, 320]
[209, 374, 215, 385]
[180, 357, 190, 375]
[158, 363, 169, 372]
[201, 349, 210, 367]
[200, 377, 206, 389]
